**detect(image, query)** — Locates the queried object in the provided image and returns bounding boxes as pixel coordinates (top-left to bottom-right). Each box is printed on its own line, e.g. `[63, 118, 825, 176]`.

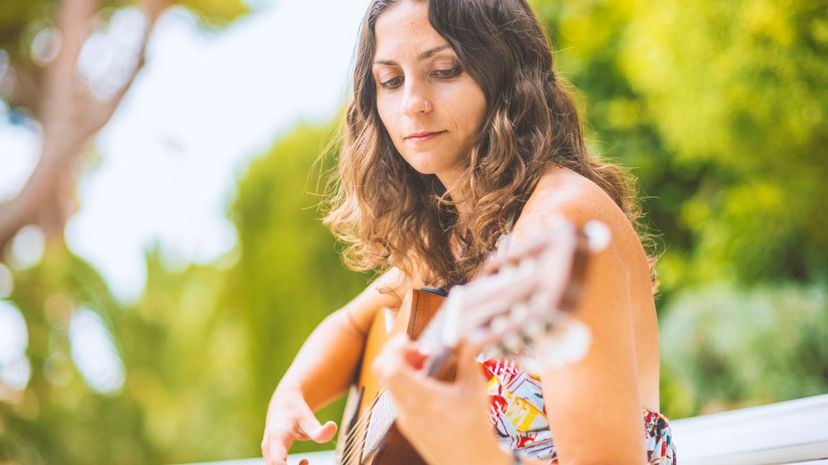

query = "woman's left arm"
[511, 195, 650, 464]
[534, 224, 647, 464]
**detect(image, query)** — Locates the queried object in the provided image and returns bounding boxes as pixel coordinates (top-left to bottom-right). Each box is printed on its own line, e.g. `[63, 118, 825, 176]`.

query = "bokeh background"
[0, 0, 826, 463]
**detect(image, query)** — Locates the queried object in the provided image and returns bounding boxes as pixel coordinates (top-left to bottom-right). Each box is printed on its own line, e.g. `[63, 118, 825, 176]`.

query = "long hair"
[324, 0, 644, 288]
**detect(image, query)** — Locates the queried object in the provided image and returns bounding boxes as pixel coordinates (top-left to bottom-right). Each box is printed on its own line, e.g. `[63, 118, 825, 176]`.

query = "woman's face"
[372, 0, 487, 188]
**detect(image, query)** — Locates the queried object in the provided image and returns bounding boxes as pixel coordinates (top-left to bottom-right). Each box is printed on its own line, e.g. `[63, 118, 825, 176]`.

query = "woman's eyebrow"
[373, 44, 452, 66]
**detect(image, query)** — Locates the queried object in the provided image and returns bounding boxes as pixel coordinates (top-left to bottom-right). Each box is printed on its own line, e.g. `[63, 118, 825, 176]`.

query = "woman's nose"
[401, 80, 431, 116]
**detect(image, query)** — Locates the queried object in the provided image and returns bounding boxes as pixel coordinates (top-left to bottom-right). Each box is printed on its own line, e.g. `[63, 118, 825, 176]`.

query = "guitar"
[335, 219, 610, 465]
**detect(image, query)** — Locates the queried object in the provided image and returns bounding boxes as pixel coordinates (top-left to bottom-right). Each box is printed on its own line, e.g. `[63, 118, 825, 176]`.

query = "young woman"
[261, 1, 677, 464]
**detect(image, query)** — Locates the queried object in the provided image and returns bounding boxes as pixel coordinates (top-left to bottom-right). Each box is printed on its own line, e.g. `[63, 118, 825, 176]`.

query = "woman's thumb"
[298, 410, 337, 443]
[310, 421, 338, 443]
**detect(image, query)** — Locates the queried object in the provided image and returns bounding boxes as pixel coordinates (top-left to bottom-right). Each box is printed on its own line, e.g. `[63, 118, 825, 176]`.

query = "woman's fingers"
[372, 335, 445, 409]
[262, 430, 292, 465]
[262, 405, 337, 465]
[374, 335, 488, 396]
[308, 420, 338, 443]
[374, 337, 489, 401]
[290, 397, 338, 443]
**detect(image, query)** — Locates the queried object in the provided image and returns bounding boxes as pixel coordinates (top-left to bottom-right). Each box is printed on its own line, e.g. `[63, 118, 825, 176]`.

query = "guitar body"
[337, 289, 446, 465]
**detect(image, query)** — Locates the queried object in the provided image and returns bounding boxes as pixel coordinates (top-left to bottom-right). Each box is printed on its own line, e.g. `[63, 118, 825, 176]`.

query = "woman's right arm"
[262, 267, 412, 465]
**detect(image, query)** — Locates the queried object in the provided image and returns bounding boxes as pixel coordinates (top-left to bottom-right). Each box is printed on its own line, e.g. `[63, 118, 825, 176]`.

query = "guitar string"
[337, 401, 371, 465]
[337, 389, 389, 465]
[337, 389, 392, 464]
[336, 410, 363, 465]
[339, 296, 454, 464]
[340, 297, 452, 464]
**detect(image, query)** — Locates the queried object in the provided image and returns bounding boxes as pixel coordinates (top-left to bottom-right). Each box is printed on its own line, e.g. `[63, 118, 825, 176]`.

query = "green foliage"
[529, 0, 828, 417]
[177, 0, 249, 27]
[123, 249, 244, 463]
[531, 0, 828, 288]
[2, 121, 368, 464]
[660, 282, 828, 417]
[1, 241, 160, 465]
[620, 0, 828, 285]
[226, 122, 368, 453]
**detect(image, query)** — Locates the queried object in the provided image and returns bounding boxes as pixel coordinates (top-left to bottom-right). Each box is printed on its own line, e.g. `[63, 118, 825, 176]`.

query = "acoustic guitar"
[335, 219, 609, 465]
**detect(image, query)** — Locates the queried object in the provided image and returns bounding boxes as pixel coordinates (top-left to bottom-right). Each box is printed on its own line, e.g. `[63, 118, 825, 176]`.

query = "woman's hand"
[371, 335, 511, 465]
[261, 388, 338, 465]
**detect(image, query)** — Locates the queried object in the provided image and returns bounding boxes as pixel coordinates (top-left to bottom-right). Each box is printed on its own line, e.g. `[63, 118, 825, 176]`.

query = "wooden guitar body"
[337, 288, 446, 465]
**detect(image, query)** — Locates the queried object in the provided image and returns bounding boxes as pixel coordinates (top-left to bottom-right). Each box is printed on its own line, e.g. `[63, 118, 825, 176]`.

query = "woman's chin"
[404, 158, 439, 176]
[403, 153, 454, 177]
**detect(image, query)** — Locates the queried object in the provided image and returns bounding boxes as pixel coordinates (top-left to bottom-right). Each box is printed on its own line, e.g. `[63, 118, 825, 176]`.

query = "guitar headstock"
[439, 218, 610, 369]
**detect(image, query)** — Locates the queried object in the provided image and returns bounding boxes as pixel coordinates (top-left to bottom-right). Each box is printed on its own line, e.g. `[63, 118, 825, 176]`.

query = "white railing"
[180, 394, 828, 465]
[670, 393, 828, 464]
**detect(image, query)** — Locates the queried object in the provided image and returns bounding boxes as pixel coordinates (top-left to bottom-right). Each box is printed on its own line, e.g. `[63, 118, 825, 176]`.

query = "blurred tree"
[529, 0, 828, 416]
[530, 0, 828, 291]
[0, 0, 248, 255]
[2, 240, 160, 465]
[225, 122, 368, 455]
[660, 283, 828, 418]
[620, 0, 828, 287]
[0, 0, 249, 463]
[1, 120, 369, 464]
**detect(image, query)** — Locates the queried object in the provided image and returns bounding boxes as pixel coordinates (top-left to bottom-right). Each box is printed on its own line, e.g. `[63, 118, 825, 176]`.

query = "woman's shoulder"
[513, 166, 649, 271]
[516, 167, 622, 229]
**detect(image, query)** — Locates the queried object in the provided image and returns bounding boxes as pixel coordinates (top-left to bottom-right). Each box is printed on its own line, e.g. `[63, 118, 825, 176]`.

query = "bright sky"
[1, 0, 369, 302]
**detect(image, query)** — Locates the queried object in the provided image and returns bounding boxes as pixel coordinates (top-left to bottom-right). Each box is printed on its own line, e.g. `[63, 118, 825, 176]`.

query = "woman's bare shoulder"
[518, 167, 618, 226]
[512, 166, 651, 282]
[516, 167, 640, 249]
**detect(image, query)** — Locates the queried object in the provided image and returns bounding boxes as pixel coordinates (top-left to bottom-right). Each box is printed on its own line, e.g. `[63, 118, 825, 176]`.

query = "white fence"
[670, 393, 828, 464]
[181, 394, 828, 465]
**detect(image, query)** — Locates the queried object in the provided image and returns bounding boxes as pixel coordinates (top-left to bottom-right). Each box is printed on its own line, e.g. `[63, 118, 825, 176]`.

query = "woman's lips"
[405, 131, 446, 143]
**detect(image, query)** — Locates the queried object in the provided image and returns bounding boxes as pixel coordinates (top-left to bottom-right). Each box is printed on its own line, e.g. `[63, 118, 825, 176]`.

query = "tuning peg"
[584, 220, 611, 251]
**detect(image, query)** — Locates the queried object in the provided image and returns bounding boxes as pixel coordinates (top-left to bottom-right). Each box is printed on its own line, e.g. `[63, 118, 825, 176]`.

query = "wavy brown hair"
[323, 0, 644, 288]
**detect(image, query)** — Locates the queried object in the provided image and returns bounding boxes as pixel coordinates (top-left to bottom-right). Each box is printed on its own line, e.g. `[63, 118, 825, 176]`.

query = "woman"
[262, 0, 676, 464]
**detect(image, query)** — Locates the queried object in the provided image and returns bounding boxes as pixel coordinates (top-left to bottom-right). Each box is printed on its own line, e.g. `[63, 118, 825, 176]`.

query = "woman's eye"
[380, 76, 403, 89]
[431, 65, 463, 79]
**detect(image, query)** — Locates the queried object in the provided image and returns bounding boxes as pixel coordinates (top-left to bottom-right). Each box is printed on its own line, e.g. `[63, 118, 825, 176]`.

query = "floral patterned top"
[479, 357, 677, 464]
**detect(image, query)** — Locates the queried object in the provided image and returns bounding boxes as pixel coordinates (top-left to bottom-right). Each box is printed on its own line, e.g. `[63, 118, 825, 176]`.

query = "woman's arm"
[274, 270, 400, 408]
[262, 267, 412, 465]
[512, 177, 650, 464]
[534, 230, 646, 464]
